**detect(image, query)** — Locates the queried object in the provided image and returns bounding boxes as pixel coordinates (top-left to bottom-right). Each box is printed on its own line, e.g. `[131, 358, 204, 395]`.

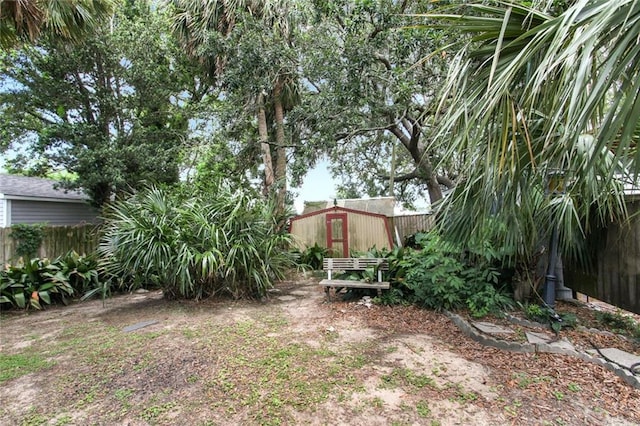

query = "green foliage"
[0, 2, 202, 206]
[292, 0, 456, 206]
[374, 287, 410, 306]
[10, 223, 45, 259]
[0, 251, 101, 310]
[0, 257, 74, 309]
[422, 0, 639, 271]
[0, 0, 115, 48]
[595, 311, 640, 338]
[55, 251, 101, 296]
[98, 183, 297, 300]
[523, 303, 547, 322]
[299, 243, 328, 270]
[522, 303, 577, 333]
[403, 232, 513, 317]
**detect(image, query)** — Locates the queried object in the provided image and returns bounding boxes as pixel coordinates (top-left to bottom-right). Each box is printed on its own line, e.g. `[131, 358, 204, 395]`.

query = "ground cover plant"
[99, 183, 297, 300]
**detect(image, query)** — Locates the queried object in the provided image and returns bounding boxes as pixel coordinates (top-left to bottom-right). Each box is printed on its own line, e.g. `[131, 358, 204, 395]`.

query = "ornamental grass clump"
[98, 184, 296, 299]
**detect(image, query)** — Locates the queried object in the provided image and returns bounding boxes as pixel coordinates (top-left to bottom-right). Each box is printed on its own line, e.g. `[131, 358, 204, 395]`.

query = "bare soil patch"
[1, 275, 639, 426]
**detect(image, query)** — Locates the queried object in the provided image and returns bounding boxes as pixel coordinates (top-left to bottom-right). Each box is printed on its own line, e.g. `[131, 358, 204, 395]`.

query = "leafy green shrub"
[595, 311, 640, 338]
[521, 303, 577, 333]
[0, 257, 75, 309]
[373, 287, 411, 306]
[404, 232, 513, 317]
[299, 243, 328, 270]
[98, 184, 297, 300]
[0, 251, 103, 310]
[10, 223, 45, 259]
[54, 251, 101, 295]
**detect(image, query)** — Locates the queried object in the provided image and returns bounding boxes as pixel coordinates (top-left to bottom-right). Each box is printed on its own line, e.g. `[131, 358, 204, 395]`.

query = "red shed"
[289, 205, 393, 256]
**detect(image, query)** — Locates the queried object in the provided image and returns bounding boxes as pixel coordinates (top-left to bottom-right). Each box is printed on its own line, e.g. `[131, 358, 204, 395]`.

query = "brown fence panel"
[565, 200, 640, 315]
[391, 214, 435, 245]
[1, 225, 100, 265]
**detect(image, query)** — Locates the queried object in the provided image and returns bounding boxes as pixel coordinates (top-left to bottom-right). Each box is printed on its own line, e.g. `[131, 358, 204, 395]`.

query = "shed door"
[326, 213, 348, 257]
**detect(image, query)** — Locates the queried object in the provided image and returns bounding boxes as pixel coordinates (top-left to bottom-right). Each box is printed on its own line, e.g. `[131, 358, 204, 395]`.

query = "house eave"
[0, 194, 89, 204]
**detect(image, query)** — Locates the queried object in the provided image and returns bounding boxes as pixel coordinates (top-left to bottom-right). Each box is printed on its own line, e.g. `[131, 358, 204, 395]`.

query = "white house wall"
[10, 200, 98, 226]
[0, 199, 5, 227]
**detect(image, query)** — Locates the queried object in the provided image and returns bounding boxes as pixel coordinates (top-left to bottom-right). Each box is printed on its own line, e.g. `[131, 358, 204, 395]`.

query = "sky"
[292, 159, 337, 213]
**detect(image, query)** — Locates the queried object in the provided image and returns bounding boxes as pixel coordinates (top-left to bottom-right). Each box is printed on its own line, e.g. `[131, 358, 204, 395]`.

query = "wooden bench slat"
[323, 258, 389, 270]
[319, 279, 390, 289]
[320, 257, 391, 301]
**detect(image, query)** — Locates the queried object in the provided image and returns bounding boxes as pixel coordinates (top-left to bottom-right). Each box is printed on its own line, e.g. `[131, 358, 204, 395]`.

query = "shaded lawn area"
[1, 277, 639, 426]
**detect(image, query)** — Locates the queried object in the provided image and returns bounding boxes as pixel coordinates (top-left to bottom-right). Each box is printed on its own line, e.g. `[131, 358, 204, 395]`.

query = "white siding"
[10, 200, 99, 225]
[0, 199, 5, 227]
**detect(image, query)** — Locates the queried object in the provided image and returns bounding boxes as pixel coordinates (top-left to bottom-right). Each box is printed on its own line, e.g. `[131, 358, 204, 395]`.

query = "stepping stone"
[525, 331, 554, 344]
[123, 320, 158, 332]
[586, 348, 640, 370]
[472, 321, 515, 334]
[525, 331, 575, 351]
[276, 295, 296, 301]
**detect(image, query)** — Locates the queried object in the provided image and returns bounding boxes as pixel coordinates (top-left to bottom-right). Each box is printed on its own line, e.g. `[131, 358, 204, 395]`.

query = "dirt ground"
[1, 275, 639, 426]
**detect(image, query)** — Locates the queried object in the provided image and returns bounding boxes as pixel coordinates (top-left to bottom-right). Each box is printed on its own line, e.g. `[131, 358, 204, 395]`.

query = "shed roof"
[0, 174, 88, 201]
[302, 197, 396, 217]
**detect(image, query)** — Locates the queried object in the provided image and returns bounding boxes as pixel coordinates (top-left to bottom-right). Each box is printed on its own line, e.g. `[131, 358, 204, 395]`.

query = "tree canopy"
[418, 0, 640, 262]
[0, 0, 116, 48]
[0, 2, 209, 206]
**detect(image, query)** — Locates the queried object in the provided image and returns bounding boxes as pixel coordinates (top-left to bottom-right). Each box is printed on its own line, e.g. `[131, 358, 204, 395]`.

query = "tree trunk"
[386, 122, 444, 203]
[257, 92, 275, 193]
[273, 78, 287, 213]
[426, 173, 443, 204]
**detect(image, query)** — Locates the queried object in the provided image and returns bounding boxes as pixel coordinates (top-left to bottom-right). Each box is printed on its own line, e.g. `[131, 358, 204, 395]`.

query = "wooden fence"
[565, 199, 640, 315]
[0, 225, 100, 265]
[391, 214, 435, 245]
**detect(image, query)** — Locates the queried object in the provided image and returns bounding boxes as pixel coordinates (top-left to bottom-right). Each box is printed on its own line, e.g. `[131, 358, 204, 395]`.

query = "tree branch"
[377, 169, 456, 188]
[373, 53, 392, 71]
[335, 124, 396, 142]
[386, 123, 411, 147]
[437, 175, 455, 189]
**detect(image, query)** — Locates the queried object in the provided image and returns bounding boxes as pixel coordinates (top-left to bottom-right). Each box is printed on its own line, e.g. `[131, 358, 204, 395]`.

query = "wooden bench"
[319, 258, 390, 301]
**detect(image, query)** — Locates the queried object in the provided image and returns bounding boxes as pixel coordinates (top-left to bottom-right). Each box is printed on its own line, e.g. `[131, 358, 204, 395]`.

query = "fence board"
[392, 214, 435, 245]
[1, 225, 99, 265]
[566, 200, 640, 315]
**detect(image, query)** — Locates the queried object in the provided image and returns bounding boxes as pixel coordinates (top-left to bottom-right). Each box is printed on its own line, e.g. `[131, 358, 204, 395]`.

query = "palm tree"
[168, 0, 305, 214]
[415, 0, 640, 266]
[0, 0, 115, 48]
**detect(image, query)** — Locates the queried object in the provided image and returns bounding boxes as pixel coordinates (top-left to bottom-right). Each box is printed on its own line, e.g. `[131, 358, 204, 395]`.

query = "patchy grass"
[2, 283, 639, 425]
[0, 353, 53, 383]
[1, 303, 369, 425]
[380, 367, 437, 390]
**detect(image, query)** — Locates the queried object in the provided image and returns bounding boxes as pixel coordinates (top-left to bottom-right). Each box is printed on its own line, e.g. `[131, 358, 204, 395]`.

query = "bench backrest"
[322, 258, 389, 271]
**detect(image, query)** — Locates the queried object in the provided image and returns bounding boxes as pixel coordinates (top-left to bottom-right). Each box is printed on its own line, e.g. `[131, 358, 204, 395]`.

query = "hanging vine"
[10, 223, 46, 259]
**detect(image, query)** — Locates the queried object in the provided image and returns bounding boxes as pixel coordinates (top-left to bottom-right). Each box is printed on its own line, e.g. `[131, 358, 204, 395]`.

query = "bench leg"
[377, 288, 382, 298]
[324, 286, 331, 302]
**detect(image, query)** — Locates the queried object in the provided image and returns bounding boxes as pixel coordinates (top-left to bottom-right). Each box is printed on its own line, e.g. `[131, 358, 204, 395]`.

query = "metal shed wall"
[10, 200, 99, 226]
[290, 207, 392, 254]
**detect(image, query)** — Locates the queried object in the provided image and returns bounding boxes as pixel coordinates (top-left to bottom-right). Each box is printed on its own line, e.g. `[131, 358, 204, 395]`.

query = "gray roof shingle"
[0, 174, 88, 200]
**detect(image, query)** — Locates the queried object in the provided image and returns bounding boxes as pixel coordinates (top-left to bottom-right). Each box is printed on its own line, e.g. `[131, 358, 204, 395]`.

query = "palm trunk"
[274, 79, 287, 213]
[257, 92, 275, 193]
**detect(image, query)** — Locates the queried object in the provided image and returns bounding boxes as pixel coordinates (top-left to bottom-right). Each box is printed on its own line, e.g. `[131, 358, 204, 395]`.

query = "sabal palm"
[0, 0, 115, 48]
[419, 0, 640, 262]
[168, 0, 305, 213]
